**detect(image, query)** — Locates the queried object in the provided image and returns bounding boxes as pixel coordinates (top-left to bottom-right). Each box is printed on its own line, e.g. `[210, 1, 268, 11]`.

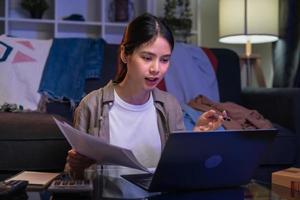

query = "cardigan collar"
[101, 81, 166, 106]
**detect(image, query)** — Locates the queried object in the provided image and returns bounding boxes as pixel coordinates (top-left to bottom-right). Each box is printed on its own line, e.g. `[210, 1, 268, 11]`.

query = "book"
[5, 171, 60, 189]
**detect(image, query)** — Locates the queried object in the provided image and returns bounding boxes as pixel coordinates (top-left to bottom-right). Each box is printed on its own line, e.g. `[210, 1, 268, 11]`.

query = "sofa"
[0, 43, 299, 183]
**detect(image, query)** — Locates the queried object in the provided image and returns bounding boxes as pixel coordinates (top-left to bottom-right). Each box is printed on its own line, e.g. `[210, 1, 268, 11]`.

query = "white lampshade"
[219, 0, 279, 44]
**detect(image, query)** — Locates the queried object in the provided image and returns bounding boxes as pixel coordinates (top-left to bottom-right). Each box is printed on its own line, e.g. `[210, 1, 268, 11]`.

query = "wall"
[197, 0, 275, 88]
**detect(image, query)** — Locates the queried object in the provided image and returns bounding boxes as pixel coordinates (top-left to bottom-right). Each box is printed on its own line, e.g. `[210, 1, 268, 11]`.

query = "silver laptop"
[121, 129, 277, 192]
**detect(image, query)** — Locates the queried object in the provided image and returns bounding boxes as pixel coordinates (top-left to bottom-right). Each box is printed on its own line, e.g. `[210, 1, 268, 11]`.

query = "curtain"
[273, 0, 300, 87]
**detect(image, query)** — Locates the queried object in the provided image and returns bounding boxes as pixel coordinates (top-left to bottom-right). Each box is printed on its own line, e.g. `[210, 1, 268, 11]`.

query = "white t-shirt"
[109, 90, 161, 168]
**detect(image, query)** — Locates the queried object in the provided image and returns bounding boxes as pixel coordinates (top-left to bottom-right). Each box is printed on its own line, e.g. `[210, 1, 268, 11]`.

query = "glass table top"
[7, 166, 300, 200]
[20, 177, 299, 200]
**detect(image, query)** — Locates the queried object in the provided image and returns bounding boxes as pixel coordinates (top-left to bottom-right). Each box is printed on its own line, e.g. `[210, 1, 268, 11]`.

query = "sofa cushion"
[259, 123, 296, 165]
[0, 113, 70, 173]
[0, 112, 69, 139]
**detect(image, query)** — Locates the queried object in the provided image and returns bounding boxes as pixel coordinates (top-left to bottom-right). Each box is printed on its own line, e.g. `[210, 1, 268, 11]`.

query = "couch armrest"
[242, 88, 300, 166]
[241, 88, 300, 132]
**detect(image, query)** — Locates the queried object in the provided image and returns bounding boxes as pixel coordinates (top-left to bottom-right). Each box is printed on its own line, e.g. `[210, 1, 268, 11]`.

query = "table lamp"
[219, 0, 279, 87]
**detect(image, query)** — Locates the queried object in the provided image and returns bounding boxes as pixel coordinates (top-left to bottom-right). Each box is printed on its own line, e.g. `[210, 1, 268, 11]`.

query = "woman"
[66, 13, 223, 178]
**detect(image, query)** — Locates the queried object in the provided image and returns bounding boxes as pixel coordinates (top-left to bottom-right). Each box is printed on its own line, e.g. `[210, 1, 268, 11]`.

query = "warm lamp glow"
[219, 0, 279, 45]
[219, 35, 278, 44]
[219, 0, 279, 87]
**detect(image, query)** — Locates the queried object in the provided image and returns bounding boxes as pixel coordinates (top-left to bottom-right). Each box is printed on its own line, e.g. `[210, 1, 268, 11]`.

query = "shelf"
[8, 21, 54, 39]
[105, 25, 126, 35]
[104, 25, 126, 44]
[1, 0, 169, 43]
[8, 18, 54, 24]
[1, 0, 201, 45]
[57, 20, 101, 26]
[104, 22, 128, 27]
[57, 23, 101, 38]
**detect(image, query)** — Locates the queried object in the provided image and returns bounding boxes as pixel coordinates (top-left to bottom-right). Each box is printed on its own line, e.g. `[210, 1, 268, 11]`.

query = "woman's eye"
[142, 56, 152, 61]
[160, 57, 170, 64]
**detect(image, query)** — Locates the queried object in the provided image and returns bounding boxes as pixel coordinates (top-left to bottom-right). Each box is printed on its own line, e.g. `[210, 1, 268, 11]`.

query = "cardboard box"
[272, 167, 300, 189]
[272, 184, 300, 200]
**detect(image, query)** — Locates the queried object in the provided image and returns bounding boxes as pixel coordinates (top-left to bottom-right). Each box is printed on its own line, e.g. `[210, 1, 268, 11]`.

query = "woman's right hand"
[193, 109, 224, 131]
[67, 149, 96, 176]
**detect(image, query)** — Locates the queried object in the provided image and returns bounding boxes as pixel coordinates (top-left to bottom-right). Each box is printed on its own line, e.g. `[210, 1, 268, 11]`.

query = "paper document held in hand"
[53, 117, 149, 172]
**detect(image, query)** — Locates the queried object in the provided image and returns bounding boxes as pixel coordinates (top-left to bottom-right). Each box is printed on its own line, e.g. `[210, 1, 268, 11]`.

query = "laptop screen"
[123, 129, 277, 192]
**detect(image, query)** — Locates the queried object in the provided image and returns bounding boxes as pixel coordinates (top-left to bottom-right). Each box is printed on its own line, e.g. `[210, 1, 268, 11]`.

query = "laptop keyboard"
[121, 173, 153, 190]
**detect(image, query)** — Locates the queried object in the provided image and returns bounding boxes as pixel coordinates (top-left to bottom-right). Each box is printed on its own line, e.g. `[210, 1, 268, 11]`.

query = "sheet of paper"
[53, 118, 149, 172]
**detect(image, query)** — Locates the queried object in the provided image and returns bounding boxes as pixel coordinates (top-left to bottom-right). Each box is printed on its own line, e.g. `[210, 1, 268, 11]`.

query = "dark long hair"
[113, 13, 174, 84]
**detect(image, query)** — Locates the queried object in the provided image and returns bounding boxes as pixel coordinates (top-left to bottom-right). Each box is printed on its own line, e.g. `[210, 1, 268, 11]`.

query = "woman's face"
[124, 36, 172, 92]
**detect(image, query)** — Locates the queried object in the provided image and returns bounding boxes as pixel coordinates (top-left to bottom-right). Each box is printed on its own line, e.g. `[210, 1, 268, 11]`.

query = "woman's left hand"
[193, 109, 224, 131]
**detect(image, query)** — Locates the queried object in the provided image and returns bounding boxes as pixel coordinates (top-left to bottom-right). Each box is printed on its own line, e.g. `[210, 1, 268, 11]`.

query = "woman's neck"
[115, 82, 150, 105]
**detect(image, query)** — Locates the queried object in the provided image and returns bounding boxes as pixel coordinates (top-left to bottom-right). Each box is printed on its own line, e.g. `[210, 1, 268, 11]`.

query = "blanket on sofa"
[165, 42, 220, 105]
[0, 35, 52, 110]
[188, 95, 273, 130]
